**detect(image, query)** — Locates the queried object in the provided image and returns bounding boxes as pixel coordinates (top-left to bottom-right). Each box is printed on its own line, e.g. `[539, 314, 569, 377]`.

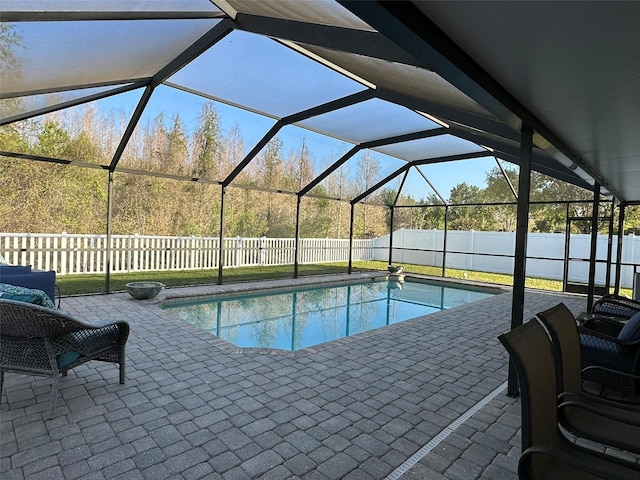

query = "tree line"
[1, 100, 633, 239]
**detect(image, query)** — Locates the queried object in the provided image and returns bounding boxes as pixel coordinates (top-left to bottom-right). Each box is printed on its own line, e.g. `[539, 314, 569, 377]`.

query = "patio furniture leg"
[49, 375, 60, 419]
[119, 348, 126, 384]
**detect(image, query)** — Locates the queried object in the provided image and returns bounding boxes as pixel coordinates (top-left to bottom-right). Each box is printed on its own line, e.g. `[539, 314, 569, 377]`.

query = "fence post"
[469, 229, 475, 270]
[10, 235, 17, 265]
[60, 232, 68, 275]
[236, 237, 243, 267]
[88, 235, 95, 273]
[21, 233, 29, 267]
[45, 236, 52, 271]
[259, 236, 266, 266]
[127, 235, 133, 272]
[133, 234, 140, 272]
[27, 233, 35, 267]
[37, 235, 43, 271]
[629, 233, 636, 287]
[81, 236, 87, 273]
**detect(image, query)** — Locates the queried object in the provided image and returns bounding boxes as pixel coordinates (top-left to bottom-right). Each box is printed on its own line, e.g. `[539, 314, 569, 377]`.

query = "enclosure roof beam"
[0, 11, 225, 22]
[360, 127, 448, 150]
[0, 83, 146, 127]
[0, 79, 150, 101]
[391, 169, 411, 207]
[491, 150, 591, 192]
[112, 166, 309, 197]
[299, 145, 361, 197]
[376, 88, 520, 144]
[299, 126, 447, 197]
[339, 1, 611, 197]
[109, 86, 154, 171]
[412, 151, 492, 166]
[234, 13, 423, 67]
[414, 165, 447, 206]
[152, 19, 235, 88]
[113, 167, 219, 184]
[0, 150, 107, 170]
[225, 90, 375, 188]
[284, 89, 376, 124]
[223, 120, 285, 187]
[109, 20, 235, 171]
[446, 125, 594, 190]
[495, 158, 518, 201]
[352, 163, 411, 204]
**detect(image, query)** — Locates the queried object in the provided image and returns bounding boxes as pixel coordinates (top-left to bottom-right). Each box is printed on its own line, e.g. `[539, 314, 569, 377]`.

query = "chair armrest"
[52, 321, 129, 358]
[66, 318, 130, 345]
[63, 313, 128, 330]
[558, 399, 640, 427]
[559, 390, 640, 412]
[582, 317, 626, 337]
[578, 326, 640, 347]
[519, 445, 634, 480]
[582, 365, 640, 381]
[87, 318, 130, 330]
[103, 320, 129, 345]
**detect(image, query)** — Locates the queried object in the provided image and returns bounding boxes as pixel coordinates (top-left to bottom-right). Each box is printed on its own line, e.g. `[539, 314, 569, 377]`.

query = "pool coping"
[152, 272, 511, 307]
[145, 272, 511, 357]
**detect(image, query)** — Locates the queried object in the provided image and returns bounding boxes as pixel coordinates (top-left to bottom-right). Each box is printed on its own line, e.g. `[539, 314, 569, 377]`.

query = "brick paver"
[1, 275, 590, 479]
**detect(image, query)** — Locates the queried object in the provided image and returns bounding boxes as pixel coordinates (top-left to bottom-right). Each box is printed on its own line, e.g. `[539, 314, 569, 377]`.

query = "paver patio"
[1, 276, 589, 479]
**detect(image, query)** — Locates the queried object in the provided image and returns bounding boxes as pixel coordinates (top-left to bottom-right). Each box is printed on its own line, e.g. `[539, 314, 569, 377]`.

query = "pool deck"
[0, 275, 593, 479]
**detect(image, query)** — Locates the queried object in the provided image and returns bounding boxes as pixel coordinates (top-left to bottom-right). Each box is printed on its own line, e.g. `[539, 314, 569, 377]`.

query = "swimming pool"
[163, 279, 495, 351]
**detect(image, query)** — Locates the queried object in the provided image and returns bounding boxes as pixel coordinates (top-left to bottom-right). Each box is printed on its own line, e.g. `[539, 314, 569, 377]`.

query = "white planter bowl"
[125, 281, 164, 299]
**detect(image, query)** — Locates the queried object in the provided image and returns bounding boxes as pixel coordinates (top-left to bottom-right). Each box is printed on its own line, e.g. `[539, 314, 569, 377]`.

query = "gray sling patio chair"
[537, 303, 640, 455]
[0, 299, 129, 418]
[498, 320, 640, 479]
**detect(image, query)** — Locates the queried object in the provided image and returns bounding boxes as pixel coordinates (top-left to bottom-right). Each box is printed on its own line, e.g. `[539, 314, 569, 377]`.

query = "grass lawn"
[56, 260, 631, 297]
[58, 263, 369, 296]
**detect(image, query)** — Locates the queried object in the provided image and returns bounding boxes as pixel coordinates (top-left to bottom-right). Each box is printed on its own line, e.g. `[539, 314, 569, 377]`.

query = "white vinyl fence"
[373, 229, 640, 289]
[4, 230, 640, 289]
[0, 233, 374, 275]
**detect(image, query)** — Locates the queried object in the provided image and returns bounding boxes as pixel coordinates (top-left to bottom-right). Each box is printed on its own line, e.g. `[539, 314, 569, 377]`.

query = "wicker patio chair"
[498, 320, 640, 479]
[0, 299, 129, 418]
[537, 303, 640, 455]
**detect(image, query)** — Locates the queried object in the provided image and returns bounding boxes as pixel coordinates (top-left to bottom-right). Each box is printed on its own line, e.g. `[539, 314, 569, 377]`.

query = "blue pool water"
[163, 280, 495, 351]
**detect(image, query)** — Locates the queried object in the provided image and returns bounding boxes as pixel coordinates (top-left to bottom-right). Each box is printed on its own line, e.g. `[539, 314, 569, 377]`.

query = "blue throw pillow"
[618, 311, 640, 342]
[0, 283, 56, 309]
[0, 291, 43, 304]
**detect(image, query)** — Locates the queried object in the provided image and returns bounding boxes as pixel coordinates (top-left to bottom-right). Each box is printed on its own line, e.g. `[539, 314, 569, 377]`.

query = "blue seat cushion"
[54, 328, 119, 357]
[56, 351, 80, 368]
[618, 311, 640, 342]
[580, 333, 628, 371]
